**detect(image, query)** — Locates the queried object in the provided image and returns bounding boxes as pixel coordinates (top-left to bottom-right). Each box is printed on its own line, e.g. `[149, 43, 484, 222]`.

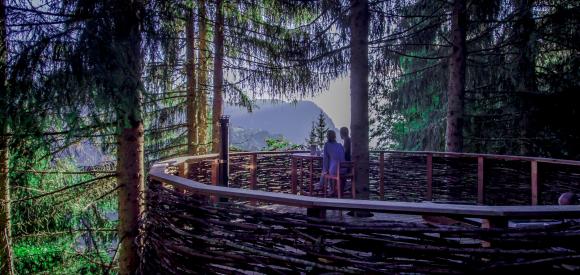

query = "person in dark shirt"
[340, 127, 351, 161]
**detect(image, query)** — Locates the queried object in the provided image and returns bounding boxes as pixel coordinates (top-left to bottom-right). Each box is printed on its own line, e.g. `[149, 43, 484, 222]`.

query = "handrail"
[149, 161, 580, 220]
[376, 150, 580, 167]
[164, 150, 580, 167]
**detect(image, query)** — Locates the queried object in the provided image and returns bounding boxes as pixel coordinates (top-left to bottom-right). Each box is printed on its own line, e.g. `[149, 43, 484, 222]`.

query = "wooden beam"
[426, 154, 433, 201]
[531, 160, 538, 205]
[211, 159, 218, 186]
[379, 152, 385, 200]
[477, 157, 484, 205]
[291, 156, 297, 194]
[309, 159, 314, 196]
[178, 162, 189, 178]
[150, 165, 580, 219]
[249, 154, 257, 190]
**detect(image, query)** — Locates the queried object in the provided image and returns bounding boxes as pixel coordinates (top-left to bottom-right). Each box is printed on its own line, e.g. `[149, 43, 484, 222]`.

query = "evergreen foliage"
[306, 112, 329, 147]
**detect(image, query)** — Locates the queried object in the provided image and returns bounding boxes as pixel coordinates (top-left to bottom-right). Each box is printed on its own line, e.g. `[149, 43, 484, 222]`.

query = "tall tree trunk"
[197, 0, 208, 154]
[186, 7, 198, 155]
[211, 0, 225, 153]
[445, 0, 467, 152]
[514, 0, 537, 156]
[0, 0, 13, 273]
[114, 1, 144, 274]
[0, 133, 11, 275]
[350, 0, 370, 199]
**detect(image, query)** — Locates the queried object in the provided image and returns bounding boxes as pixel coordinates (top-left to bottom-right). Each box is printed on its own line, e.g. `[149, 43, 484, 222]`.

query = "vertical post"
[211, 159, 218, 186]
[309, 159, 314, 196]
[426, 153, 433, 201]
[176, 162, 188, 194]
[379, 152, 385, 200]
[300, 159, 304, 194]
[291, 156, 297, 194]
[249, 153, 257, 205]
[531, 160, 538, 205]
[250, 153, 257, 190]
[210, 159, 218, 203]
[477, 157, 484, 205]
[218, 116, 229, 188]
[178, 162, 189, 178]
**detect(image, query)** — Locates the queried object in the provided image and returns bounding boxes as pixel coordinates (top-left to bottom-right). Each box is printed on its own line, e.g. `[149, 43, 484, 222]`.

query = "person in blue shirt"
[315, 130, 345, 195]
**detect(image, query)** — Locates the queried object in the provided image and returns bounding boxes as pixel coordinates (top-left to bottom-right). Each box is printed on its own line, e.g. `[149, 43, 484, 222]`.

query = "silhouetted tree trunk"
[350, 0, 370, 199]
[114, 1, 144, 274]
[445, 0, 467, 152]
[197, 0, 208, 154]
[211, 0, 225, 153]
[186, 7, 198, 155]
[514, 0, 537, 156]
[0, 0, 13, 273]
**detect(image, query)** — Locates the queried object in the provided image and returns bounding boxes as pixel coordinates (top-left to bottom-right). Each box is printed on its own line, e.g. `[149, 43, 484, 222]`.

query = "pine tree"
[0, 1, 13, 272]
[445, 0, 467, 152]
[211, 0, 225, 153]
[306, 112, 329, 147]
[350, 0, 370, 199]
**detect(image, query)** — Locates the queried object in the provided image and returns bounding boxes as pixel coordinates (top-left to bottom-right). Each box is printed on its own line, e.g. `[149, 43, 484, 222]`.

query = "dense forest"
[0, 0, 577, 273]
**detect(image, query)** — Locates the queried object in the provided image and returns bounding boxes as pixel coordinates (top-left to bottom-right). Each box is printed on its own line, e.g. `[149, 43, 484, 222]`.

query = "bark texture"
[186, 7, 198, 155]
[514, 0, 537, 156]
[0, 0, 13, 273]
[445, 0, 467, 152]
[350, 0, 370, 199]
[113, 1, 145, 274]
[0, 134, 13, 275]
[197, 0, 208, 154]
[117, 123, 144, 275]
[211, 0, 225, 153]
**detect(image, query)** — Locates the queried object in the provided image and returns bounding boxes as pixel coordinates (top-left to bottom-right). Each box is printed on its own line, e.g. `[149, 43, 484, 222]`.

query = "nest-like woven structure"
[139, 183, 580, 274]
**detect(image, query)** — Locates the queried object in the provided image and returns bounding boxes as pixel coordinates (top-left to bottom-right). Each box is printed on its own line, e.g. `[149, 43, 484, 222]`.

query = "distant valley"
[226, 99, 337, 150]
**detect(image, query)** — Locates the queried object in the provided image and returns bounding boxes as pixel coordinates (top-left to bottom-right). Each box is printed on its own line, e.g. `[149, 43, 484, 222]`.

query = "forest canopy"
[0, 0, 578, 273]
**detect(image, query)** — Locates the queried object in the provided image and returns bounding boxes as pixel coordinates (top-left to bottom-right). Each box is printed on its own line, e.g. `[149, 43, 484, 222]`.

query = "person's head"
[326, 130, 336, 143]
[340, 127, 349, 139]
[558, 192, 578, 205]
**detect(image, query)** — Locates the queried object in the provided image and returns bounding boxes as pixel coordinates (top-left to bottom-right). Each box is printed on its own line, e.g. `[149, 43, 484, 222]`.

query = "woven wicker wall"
[140, 183, 580, 274]
[180, 152, 580, 206]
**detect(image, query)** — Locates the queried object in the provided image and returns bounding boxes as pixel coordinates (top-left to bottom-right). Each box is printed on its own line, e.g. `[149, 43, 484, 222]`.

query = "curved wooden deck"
[142, 151, 580, 274]
[150, 150, 580, 220]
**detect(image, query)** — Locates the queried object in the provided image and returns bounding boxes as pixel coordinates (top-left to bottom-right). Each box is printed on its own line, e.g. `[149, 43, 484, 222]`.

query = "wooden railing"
[157, 150, 580, 206]
[378, 151, 580, 205]
[149, 151, 580, 228]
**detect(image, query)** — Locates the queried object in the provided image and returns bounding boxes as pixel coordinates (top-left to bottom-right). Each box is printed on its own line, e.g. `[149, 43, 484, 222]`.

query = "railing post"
[250, 153, 257, 190]
[426, 153, 433, 201]
[176, 162, 188, 194]
[178, 162, 189, 178]
[309, 159, 314, 196]
[249, 154, 258, 205]
[208, 159, 219, 203]
[531, 160, 538, 205]
[218, 116, 229, 188]
[379, 152, 385, 200]
[211, 159, 218, 186]
[291, 156, 297, 194]
[477, 157, 484, 205]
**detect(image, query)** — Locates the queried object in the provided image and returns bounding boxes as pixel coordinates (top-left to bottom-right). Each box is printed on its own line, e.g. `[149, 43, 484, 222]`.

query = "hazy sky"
[309, 77, 351, 129]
